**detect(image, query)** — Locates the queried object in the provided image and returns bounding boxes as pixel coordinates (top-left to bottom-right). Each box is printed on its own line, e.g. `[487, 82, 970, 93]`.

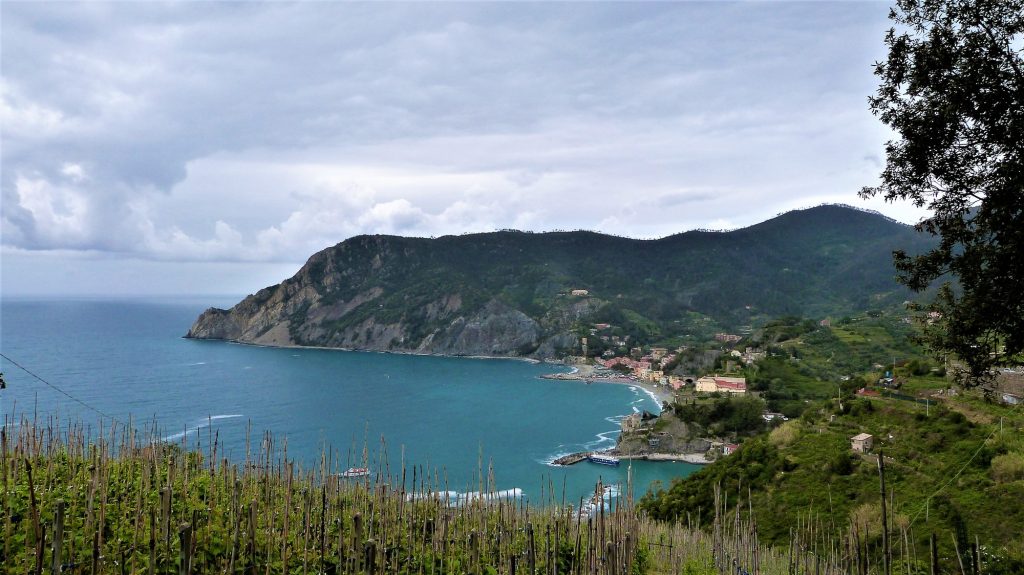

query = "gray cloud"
[1, 1, 928, 280]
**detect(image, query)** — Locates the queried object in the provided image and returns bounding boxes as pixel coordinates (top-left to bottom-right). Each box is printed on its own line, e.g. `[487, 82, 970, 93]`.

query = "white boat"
[587, 453, 620, 466]
[340, 467, 370, 478]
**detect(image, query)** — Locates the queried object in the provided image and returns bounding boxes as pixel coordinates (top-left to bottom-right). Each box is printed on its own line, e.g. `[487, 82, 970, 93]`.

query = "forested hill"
[186, 205, 934, 358]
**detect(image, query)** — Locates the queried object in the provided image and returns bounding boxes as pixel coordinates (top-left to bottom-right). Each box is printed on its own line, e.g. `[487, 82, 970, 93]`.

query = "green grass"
[641, 392, 1024, 574]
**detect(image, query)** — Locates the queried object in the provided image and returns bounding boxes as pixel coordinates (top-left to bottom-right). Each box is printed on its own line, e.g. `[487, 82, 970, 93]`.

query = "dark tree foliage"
[861, 0, 1024, 386]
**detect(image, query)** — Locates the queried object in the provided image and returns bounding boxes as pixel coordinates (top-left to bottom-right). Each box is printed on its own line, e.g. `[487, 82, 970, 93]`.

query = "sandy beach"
[543, 362, 676, 406]
[614, 452, 712, 464]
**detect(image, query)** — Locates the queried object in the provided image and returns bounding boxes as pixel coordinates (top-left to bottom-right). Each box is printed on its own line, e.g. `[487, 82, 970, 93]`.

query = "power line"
[907, 396, 1020, 527]
[0, 351, 121, 424]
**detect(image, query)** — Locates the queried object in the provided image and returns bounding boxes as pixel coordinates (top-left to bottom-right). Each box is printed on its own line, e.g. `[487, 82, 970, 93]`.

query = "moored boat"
[341, 467, 370, 478]
[587, 453, 620, 466]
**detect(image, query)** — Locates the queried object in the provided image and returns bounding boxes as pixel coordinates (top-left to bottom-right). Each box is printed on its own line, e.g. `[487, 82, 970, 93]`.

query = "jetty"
[552, 451, 592, 466]
[552, 450, 711, 466]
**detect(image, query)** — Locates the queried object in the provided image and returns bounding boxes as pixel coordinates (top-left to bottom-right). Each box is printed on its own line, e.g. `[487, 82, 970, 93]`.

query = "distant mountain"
[186, 205, 934, 358]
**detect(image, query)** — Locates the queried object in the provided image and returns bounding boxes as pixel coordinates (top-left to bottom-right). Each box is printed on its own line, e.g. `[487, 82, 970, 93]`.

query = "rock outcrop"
[185, 236, 582, 357]
[612, 411, 712, 457]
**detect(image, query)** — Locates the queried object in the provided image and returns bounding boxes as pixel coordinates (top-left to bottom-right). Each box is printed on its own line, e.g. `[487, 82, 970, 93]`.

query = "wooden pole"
[952, 533, 967, 575]
[364, 539, 377, 575]
[878, 451, 890, 575]
[179, 522, 193, 575]
[528, 522, 537, 575]
[930, 533, 937, 575]
[52, 499, 65, 575]
[972, 535, 980, 575]
[161, 486, 172, 550]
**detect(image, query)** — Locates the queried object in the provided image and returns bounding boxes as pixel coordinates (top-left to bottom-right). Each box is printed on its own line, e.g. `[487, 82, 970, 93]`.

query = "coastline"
[195, 337, 549, 365]
[552, 450, 711, 466]
[542, 363, 713, 467]
[613, 452, 712, 464]
[541, 363, 675, 406]
[191, 337, 700, 467]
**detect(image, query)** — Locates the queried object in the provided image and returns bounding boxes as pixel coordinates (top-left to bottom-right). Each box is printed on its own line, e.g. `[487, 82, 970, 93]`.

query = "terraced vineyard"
[1, 416, 845, 575]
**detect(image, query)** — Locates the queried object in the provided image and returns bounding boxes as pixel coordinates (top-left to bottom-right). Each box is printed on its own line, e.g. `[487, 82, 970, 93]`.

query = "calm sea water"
[0, 297, 697, 504]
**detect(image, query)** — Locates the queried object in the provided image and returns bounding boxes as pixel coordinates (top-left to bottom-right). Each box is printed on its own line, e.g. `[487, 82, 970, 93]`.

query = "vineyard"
[0, 414, 852, 575]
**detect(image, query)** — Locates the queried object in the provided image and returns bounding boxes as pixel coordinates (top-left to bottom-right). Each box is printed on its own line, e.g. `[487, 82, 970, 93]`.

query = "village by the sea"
[0, 297, 700, 505]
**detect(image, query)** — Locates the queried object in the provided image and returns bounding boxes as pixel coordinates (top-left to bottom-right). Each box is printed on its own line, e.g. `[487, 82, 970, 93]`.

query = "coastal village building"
[742, 347, 766, 365]
[695, 375, 747, 394]
[714, 333, 743, 344]
[851, 433, 874, 453]
[571, 289, 590, 296]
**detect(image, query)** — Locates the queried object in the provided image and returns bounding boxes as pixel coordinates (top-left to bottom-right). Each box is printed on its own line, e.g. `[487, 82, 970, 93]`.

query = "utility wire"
[0, 351, 121, 424]
[907, 396, 1020, 527]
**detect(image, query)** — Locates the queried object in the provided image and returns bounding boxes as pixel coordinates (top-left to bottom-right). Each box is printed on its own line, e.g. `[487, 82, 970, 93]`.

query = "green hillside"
[640, 313, 1024, 574]
[309, 205, 928, 328]
[190, 205, 936, 357]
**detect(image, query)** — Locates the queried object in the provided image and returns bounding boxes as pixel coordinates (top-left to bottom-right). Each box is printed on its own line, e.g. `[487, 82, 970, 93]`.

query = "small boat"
[341, 467, 370, 478]
[587, 453, 620, 466]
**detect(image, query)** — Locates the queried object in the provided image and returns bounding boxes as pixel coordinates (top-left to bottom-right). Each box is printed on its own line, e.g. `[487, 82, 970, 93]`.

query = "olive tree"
[861, 0, 1024, 386]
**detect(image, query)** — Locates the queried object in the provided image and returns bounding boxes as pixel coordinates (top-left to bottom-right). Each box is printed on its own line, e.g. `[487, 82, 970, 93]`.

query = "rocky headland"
[552, 409, 715, 466]
[185, 206, 933, 358]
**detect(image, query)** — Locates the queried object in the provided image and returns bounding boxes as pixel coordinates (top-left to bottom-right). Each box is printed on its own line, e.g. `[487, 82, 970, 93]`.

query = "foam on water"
[628, 385, 662, 412]
[162, 414, 244, 442]
[542, 405, 647, 464]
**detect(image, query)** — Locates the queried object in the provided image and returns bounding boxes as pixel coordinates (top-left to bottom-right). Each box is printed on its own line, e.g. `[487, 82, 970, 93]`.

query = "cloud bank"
[2, 2, 925, 272]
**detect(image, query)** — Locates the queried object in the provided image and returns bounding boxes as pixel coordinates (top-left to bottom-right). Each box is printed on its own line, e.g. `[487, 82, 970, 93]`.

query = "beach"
[615, 452, 712, 464]
[542, 362, 676, 406]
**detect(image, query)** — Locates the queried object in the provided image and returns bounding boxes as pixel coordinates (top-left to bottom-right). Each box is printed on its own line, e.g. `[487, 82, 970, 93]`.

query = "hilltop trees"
[861, 0, 1024, 385]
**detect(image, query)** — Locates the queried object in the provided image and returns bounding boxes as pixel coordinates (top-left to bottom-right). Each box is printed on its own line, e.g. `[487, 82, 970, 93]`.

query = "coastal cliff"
[185, 234, 587, 357]
[186, 205, 933, 357]
[610, 411, 712, 458]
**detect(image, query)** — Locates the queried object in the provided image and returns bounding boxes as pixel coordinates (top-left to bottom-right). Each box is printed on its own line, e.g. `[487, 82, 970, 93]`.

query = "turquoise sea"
[0, 297, 698, 504]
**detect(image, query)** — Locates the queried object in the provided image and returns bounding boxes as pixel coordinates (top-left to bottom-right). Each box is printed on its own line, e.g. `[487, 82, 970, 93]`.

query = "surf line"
[162, 414, 244, 442]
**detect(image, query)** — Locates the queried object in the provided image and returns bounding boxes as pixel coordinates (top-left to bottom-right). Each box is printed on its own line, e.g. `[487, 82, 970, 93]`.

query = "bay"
[0, 297, 698, 504]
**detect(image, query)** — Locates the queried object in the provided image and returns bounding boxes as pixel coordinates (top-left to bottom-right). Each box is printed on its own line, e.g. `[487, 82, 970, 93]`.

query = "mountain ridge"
[186, 205, 934, 358]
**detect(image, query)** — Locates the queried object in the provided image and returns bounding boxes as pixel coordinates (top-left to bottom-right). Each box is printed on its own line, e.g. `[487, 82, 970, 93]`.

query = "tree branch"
[973, 10, 1024, 87]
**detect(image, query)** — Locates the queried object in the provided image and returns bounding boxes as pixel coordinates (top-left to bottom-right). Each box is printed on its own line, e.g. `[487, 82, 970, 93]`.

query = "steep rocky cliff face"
[186, 235, 583, 357]
[188, 291, 577, 357]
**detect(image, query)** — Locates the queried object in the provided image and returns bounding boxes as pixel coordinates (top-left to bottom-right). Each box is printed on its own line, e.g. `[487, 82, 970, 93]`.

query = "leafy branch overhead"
[861, 0, 1024, 384]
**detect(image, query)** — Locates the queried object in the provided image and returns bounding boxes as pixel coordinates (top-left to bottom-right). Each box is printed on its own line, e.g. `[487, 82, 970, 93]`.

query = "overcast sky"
[1, 1, 928, 297]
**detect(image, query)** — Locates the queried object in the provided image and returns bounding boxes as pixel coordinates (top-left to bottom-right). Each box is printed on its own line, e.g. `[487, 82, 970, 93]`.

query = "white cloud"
[0, 1, 931, 294]
[61, 163, 87, 182]
[0, 83, 72, 140]
[13, 175, 90, 245]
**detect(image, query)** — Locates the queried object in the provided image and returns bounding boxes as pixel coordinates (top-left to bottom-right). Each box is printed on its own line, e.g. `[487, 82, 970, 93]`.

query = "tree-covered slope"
[639, 395, 1024, 573]
[186, 205, 933, 357]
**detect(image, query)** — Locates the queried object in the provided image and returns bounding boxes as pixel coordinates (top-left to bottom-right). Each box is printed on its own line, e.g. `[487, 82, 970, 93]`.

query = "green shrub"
[990, 452, 1024, 483]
